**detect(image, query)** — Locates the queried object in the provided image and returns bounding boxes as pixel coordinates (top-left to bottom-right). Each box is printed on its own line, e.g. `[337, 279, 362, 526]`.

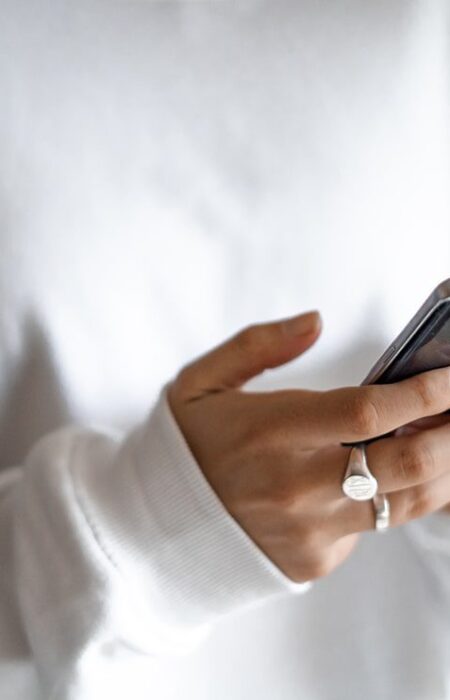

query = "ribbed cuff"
[75, 384, 310, 632]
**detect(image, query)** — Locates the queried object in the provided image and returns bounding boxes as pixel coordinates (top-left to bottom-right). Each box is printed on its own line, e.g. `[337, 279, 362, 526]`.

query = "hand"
[395, 414, 450, 515]
[168, 311, 450, 582]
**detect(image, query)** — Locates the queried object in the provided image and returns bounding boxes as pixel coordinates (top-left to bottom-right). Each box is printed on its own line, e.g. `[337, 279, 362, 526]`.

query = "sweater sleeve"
[1, 385, 309, 699]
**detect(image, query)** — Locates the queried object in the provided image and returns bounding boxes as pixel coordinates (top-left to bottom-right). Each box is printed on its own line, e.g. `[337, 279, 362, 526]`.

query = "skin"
[168, 310, 450, 583]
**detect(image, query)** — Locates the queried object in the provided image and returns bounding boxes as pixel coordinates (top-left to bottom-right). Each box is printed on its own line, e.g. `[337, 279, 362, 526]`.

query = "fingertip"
[282, 309, 322, 337]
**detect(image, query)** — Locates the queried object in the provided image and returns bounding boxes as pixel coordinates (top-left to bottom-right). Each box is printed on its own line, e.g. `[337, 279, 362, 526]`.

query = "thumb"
[174, 310, 322, 399]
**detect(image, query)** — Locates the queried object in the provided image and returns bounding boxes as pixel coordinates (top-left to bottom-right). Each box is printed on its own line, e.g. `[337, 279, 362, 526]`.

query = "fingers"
[172, 311, 322, 400]
[306, 419, 450, 539]
[388, 472, 450, 527]
[304, 421, 450, 505]
[395, 413, 450, 435]
[338, 469, 450, 536]
[271, 366, 450, 447]
[329, 421, 450, 536]
[365, 420, 450, 493]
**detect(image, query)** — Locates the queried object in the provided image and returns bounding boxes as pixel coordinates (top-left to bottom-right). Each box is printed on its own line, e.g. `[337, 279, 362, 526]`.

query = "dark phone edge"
[361, 278, 450, 386]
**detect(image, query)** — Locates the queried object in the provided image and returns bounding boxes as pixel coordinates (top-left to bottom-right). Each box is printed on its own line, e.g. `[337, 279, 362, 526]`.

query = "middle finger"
[365, 421, 450, 494]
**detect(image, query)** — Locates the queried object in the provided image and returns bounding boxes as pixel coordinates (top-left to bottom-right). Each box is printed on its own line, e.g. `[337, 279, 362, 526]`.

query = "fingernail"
[282, 311, 321, 336]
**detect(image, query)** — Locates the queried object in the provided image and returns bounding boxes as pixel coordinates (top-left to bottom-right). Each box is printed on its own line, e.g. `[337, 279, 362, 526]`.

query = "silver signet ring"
[342, 444, 378, 501]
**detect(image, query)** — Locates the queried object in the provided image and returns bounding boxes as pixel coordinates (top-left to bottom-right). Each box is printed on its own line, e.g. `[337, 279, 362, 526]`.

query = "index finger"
[271, 366, 450, 447]
[321, 366, 450, 445]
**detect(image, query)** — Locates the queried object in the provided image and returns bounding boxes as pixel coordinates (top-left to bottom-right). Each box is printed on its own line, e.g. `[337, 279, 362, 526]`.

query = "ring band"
[342, 444, 378, 501]
[373, 494, 390, 532]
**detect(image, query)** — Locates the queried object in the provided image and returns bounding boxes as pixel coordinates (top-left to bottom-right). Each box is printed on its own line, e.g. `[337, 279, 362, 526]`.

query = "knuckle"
[235, 325, 265, 357]
[412, 373, 439, 411]
[345, 390, 381, 436]
[398, 438, 435, 483]
[405, 485, 434, 521]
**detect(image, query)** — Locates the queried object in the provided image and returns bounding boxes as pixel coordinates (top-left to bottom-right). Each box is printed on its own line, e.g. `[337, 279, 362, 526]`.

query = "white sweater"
[0, 1, 450, 698]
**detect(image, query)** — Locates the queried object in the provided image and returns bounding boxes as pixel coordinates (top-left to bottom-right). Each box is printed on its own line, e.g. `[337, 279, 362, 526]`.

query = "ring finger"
[365, 420, 450, 494]
[338, 468, 450, 535]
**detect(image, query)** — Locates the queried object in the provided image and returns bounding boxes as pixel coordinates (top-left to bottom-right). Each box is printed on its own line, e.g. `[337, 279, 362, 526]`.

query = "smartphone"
[362, 279, 450, 386]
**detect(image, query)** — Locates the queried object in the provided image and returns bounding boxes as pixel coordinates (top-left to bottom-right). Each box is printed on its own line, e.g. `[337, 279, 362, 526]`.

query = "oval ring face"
[342, 474, 378, 501]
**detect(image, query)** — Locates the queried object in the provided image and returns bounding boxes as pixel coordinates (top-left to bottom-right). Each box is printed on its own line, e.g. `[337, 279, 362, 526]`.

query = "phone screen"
[375, 302, 450, 384]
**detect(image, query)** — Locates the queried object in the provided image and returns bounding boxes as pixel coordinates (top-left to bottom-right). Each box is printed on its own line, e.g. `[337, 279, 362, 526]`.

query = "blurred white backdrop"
[0, 1, 449, 697]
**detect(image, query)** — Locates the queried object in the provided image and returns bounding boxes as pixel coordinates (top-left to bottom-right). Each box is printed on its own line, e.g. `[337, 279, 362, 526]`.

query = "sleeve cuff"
[148, 385, 311, 615]
[74, 384, 310, 634]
